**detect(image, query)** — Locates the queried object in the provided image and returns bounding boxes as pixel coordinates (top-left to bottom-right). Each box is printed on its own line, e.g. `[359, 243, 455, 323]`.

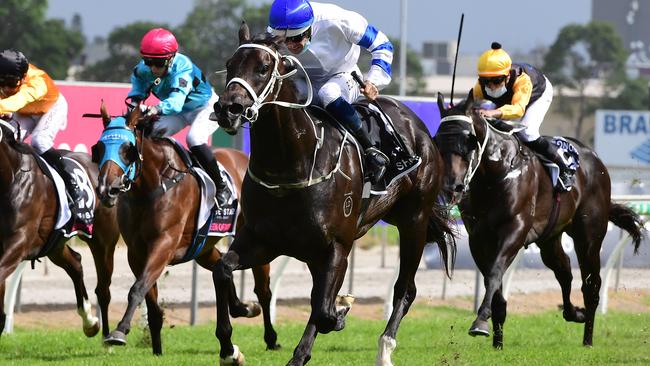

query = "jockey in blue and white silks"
[127, 28, 231, 207]
[269, 0, 393, 184]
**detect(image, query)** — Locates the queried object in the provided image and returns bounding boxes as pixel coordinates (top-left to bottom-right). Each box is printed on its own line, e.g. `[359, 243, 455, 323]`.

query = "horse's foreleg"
[49, 243, 99, 337]
[213, 250, 242, 364]
[144, 283, 164, 355]
[86, 232, 118, 338]
[490, 289, 507, 349]
[105, 246, 168, 351]
[0, 232, 31, 337]
[251, 263, 280, 350]
[376, 220, 426, 366]
[468, 232, 522, 341]
[288, 242, 350, 366]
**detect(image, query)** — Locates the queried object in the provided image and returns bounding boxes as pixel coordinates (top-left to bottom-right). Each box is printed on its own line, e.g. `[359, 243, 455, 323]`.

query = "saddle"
[308, 103, 421, 195]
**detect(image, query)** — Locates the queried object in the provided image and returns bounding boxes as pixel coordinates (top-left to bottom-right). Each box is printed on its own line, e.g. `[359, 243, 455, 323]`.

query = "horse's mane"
[0, 124, 35, 155]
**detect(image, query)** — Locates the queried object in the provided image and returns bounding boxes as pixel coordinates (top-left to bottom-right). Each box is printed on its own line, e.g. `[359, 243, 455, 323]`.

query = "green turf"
[1, 305, 648, 365]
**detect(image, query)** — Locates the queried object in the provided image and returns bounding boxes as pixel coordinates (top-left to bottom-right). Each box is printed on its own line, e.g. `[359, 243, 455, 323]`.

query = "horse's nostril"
[227, 103, 244, 116]
[454, 184, 465, 193]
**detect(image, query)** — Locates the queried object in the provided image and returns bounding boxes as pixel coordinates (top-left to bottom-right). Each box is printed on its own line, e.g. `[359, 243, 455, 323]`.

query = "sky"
[47, 0, 592, 55]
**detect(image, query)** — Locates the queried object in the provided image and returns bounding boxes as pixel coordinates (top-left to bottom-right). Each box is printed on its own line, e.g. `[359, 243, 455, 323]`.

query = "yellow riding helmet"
[477, 42, 512, 77]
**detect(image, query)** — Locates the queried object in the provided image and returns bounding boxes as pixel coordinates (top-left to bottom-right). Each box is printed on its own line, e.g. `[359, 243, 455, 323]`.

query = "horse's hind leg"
[85, 230, 118, 339]
[539, 235, 583, 322]
[376, 220, 427, 366]
[568, 214, 607, 347]
[48, 243, 100, 337]
[144, 283, 164, 355]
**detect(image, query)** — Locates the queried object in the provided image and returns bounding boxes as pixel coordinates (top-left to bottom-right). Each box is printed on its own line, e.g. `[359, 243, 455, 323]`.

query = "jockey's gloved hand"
[145, 105, 161, 119]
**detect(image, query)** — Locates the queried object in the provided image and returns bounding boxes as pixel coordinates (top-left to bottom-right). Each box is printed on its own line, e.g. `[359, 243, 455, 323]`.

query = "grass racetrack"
[1, 302, 649, 366]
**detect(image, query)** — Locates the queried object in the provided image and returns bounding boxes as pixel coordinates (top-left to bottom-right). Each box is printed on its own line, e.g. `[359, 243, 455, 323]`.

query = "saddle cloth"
[35, 155, 96, 238]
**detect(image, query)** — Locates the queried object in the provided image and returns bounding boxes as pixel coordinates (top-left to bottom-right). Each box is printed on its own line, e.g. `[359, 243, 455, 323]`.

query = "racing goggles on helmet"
[479, 75, 506, 86]
[285, 28, 312, 43]
[143, 57, 171, 68]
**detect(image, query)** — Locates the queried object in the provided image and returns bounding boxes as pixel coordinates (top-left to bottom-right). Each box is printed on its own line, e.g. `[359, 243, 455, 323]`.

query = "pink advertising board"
[53, 81, 189, 152]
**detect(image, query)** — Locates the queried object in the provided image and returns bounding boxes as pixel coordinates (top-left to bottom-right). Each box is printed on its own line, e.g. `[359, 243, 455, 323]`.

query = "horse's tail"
[426, 203, 457, 278]
[609, 202, 646, 254]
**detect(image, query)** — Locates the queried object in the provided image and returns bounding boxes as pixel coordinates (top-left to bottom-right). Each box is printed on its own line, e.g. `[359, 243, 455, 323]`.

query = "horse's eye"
[259, 64, 270, 74]
[119, 142, 136, 165]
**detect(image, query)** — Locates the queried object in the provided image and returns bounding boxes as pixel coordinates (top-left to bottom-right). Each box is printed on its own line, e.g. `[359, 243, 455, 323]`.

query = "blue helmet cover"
[269, 0, 314, 30]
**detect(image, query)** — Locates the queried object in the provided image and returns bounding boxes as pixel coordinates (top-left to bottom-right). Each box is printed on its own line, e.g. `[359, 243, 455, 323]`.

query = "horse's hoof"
[266, 343, 282, 351]
[468, 319, 490, 337]
[220, 345, 245, 366]
[243, 301, 262, 318]
[83, 321, 101, 337]
[103, 330, 127, 346]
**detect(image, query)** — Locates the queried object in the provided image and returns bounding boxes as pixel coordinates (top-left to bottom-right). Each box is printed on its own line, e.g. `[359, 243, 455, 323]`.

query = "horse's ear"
[239, 21, 251, 45]
[464, 90, 475, 116]
[127, 102, 142, 129]
[436, 92, 446, 115]
[100, 100, 111, 128]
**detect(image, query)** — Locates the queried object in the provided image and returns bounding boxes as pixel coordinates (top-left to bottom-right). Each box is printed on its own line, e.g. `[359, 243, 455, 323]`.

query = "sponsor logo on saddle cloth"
[39, 156, 96, 238]
[193, 163, 239, 237]
[181, 163, 239, 262]
[540, 137, 580, 191]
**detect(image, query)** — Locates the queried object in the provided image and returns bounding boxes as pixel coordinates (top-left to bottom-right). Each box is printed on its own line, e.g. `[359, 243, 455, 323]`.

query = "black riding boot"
[325, 97, 389, 185]
[352, 127, 390, 185]
[41, 148, 92, 225]
[190, 144, 232, 207]
[526, 137, 575, 189]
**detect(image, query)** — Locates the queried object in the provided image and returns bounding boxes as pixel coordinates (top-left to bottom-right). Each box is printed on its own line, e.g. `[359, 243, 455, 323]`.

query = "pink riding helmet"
[140, 28, 178, 58]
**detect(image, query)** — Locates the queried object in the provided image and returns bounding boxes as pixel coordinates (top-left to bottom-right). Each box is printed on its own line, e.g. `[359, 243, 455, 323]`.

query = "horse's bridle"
[438, 113, 526, 200]
[224, 42, 351, 190]
[96, 121, 143, 196]
[225, 43, 312, 122]
[437, 114, 489, 194]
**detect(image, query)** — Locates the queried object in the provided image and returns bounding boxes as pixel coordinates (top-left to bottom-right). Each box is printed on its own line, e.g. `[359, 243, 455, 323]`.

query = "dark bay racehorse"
[95, 103, 279, 355]
[211, 24, 455, 366]
[434, 92, 645, 348]
[0, 120, 120, 338]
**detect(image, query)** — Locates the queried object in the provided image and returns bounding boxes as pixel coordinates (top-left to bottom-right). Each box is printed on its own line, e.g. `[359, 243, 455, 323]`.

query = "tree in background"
[80, 22, 167, 82]
[544, 21, 628, 140]
[80, 0, 269, 85]
[602, 77, 650, 111]
[174, 0, 270, 91]
[357, 37, 424, 96]
[0, 0, 84, 79]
